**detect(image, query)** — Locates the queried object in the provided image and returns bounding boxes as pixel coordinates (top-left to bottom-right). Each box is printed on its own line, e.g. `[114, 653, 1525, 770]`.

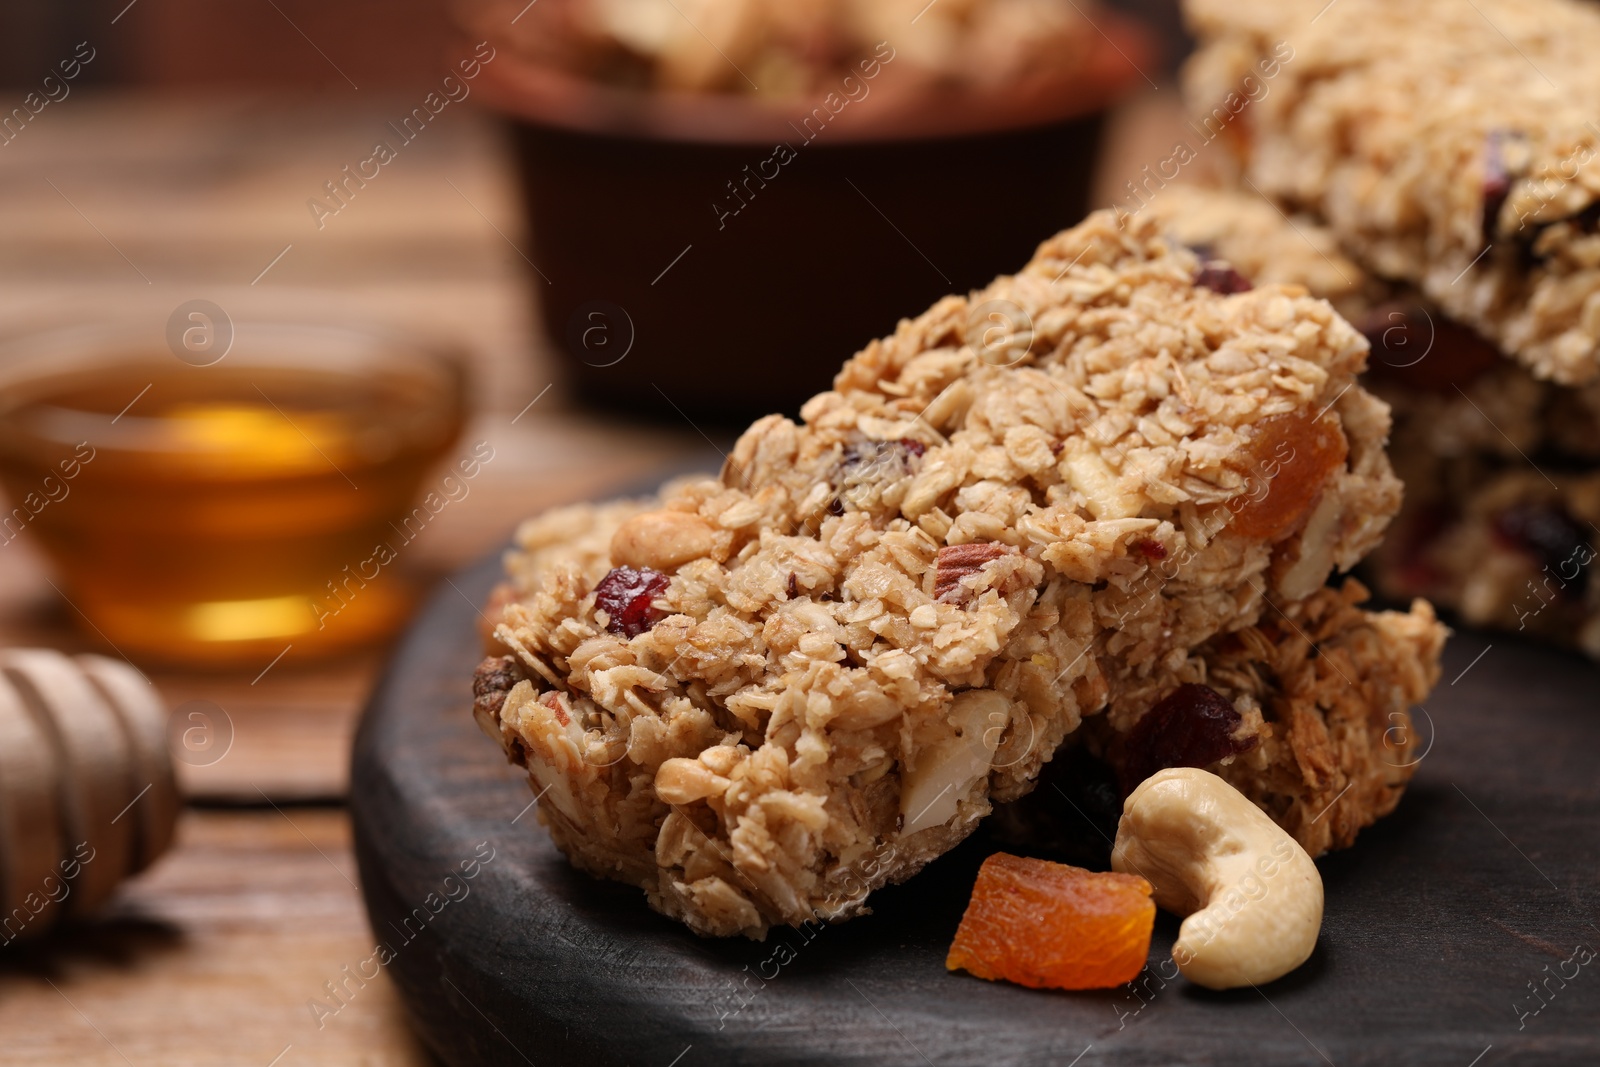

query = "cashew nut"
[610, 509, 718, 572]
[654, 756, 729, 805]
[1111, 768, 1323, 990]
[899, 690, 1008, 835]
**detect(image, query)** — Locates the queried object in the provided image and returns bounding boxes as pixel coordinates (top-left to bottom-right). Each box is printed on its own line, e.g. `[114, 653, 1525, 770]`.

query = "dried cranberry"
[1118, 683, 1257, 794]
[1131, 539, 1167, 561]
[594, 566, 670, 637]
[1360, 305, 1500, 393]
[1492, 502, 1592, 595]
[1194, 261, 1252, 294]
[898, 437, 927, 458]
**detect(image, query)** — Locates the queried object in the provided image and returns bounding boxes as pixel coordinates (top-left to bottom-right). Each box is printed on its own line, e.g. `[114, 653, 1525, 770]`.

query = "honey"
[0, 326, 464, 667]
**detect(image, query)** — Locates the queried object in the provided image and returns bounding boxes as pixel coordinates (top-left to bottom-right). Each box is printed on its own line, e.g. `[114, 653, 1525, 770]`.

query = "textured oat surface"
[1147, 187, 1600, 657]
[1185, 0, 1600, 385]
[1101, 580, 1441, 857]
[997, 580, 1445, 859]
[1139, 185, 1364, 310]
[476, 209, 1412, 937]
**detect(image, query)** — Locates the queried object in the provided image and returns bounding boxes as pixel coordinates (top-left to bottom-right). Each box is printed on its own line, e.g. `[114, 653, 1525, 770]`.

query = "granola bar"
[475, 208, 1410, 938]
[1149, 186, 1600, 655]
[1184, 0, 1600, 385]
[993, 579, 1445, 861]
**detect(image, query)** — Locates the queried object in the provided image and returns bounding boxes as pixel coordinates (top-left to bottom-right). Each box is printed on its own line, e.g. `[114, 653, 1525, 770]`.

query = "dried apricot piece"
[946, 853, 1154, 990]
[1228, 409, 1347, 540]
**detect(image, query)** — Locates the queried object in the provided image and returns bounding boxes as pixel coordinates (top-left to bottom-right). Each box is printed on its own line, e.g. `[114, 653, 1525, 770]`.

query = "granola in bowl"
[458, 0, 1109, 98]
[471, 208, 1440, 938]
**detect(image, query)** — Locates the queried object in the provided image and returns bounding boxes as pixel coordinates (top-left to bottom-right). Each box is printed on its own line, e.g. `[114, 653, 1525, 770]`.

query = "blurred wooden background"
[0, 2, 1194, 1063]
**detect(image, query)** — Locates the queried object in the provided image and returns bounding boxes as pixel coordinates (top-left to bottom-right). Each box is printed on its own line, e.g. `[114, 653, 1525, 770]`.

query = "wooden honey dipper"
[0, 649, 180, 942]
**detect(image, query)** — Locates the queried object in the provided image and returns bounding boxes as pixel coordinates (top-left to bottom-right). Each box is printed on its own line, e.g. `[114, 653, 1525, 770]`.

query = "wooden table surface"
[0, 88, 1189, 1064]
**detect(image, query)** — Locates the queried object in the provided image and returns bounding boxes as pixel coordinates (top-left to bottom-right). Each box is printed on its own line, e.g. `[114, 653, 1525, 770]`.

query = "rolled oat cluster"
[1179, 0, 1600, 656]
[473, 208, 1444, 938]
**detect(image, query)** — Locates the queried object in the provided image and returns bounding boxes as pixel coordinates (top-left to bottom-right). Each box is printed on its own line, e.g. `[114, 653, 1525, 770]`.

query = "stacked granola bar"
[473, 208, 1444, 938]
[1182, 0, 1600, 655]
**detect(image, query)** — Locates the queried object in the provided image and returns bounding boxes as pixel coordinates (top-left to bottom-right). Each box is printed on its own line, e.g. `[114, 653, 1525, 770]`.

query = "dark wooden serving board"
[352, 550, 1600, 1067]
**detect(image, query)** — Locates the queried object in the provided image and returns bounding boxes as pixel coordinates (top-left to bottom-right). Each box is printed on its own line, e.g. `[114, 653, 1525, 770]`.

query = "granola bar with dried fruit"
[1184, 0, 1600, 386]
[461, 0, 1103, 97]
[993, 579, 1446, 862]
[1145, 187, 1600, 656]
[475, 207, 1411, 938]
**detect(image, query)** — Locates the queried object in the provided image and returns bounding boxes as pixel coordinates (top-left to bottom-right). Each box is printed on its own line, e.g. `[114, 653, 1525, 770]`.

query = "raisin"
[1361, 305, 1501, 393]
[472, 654, 523, 720]
[1492, 502, 1592, 596]
[1194, 261, 1253, 294]
[1118, 683, 1257, 794]
[934, 542, 1010, 603]
[594, 565, 670, 637]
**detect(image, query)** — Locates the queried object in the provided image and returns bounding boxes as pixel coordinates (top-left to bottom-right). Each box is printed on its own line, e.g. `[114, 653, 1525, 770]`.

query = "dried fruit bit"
[1493, 502, 1593, 596]
[472, 655, 523, 720]
[934, 542, 1009, 603]
[1229, 409, 1347, 540]
[594, 566, 670, 637]
[1194, 261, 1252, 294]
[1360, 305, 1501, 393]
[1131, 539, 1167, 561]
[946, 853, 1154, 990]
[1118, 683, 1257, 794]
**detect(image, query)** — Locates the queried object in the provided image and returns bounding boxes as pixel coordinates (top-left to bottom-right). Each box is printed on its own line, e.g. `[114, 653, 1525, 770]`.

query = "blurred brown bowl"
[472, 15, 1157, 423]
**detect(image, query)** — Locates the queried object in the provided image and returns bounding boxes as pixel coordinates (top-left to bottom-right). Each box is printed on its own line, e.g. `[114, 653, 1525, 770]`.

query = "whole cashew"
[1111, 768, 1323, 990]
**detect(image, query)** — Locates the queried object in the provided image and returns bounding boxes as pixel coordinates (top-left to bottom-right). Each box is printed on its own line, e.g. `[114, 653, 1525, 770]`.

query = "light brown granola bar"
[1135, 184, 1363, 310]
[1184, 0, 1600, 386]
[475, 208, 1410, 938]
[1145, 187, 1600, 656]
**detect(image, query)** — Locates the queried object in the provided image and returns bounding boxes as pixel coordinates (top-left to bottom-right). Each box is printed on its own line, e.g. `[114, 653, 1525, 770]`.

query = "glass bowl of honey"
[0, 318, 466, 668]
